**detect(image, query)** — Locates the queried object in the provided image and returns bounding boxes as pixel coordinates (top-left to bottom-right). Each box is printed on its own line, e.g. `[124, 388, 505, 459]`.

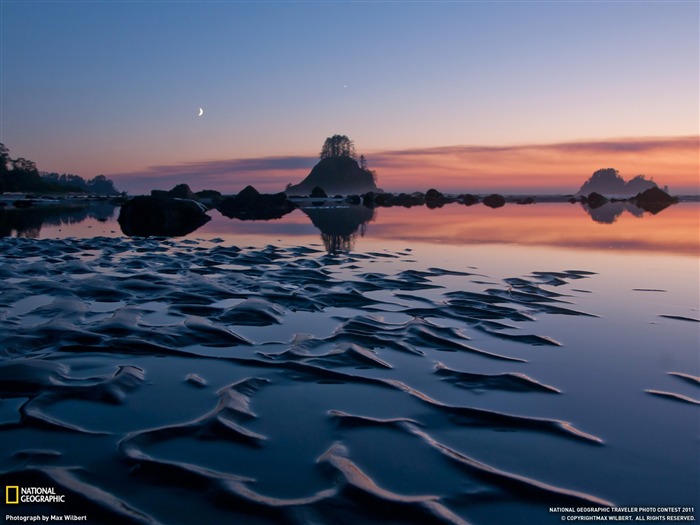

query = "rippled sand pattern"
[1, 237, 620, 524]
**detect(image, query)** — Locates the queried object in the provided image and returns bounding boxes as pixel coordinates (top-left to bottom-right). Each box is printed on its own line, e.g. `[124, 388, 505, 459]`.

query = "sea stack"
[285, 135, 379, 196]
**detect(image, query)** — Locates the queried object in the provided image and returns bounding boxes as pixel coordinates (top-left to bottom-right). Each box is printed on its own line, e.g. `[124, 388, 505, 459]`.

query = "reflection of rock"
[581, 189, 676, 223]
[118, 196, 210, 237]
[0, 202, 117, 238]
[582, 201, 632, 224]
[483, 194, 506, 209]
[302, 205, 375, 254]
[217, 185, 296, 220]
[631, 187, 678, 214]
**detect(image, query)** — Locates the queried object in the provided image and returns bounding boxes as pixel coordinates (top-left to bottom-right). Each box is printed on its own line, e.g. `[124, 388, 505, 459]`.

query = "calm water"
[1, 200, 698, 524]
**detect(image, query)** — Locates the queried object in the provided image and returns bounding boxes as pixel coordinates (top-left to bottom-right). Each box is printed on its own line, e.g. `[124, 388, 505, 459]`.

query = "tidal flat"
[1, 203, 698, 524]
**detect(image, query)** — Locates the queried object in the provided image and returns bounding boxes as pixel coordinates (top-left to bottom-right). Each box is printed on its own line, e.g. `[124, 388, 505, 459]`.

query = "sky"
[1, 0, 698, 195]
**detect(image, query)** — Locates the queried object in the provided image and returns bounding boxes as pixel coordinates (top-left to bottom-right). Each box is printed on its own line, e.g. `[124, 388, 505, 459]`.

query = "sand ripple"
[0, 237, 613, 523]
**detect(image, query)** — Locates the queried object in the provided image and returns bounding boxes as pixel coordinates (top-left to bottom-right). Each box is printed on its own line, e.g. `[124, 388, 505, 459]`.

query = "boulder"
[460, 194, 480, 206]
[631, 187, 678, 214]
[118, 195, 210, 237]
[425, 188, 447, 209]
[217, 185, 296, 220]
[516, 197, 535, 205]
[483, 194, 506, 209]
[167, 183, 196, 200]
[584, 192, 608, 209]
[310, 186, 328, 198]
[195, 190, 223, 207]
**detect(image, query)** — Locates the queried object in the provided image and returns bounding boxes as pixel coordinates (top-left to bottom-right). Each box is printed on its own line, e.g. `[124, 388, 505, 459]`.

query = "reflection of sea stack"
[302, 205, 375, 254]
[286, 135, 379, 196]
[582, 201, 644, 224]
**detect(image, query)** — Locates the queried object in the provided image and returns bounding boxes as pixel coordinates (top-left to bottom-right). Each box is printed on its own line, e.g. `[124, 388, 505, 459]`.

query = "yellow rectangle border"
[6, 486, 19, 504]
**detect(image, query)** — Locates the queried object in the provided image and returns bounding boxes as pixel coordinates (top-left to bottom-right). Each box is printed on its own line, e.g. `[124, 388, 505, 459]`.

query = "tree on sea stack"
[285, 134, 379, 196]
[320, 135, 356, 160]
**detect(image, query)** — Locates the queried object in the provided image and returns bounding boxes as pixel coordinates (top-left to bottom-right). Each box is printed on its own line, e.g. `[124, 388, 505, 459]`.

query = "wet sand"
[1, 236, 698, 524]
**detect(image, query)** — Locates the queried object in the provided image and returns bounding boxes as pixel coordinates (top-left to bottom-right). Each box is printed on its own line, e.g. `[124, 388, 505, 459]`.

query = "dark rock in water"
[217, 185, 296, 220]
[483, 194, 506, 209]
[567, 197, 578, 204]
[118, 195, 210, 237]
[584, 192, 608, 209]
[393, 192, 425, 208]
[516, 197, 536, 205]
[310, 186, 328, 198]
[345, 195, 361, 205]
[362, 191, 379, 208]
[286, 156, 378, 196]
[373, 192, 394, 207]
[460, 194, 480, 206]
[425, 188, 447, 209]
[363, 191, 433, 209]
[167, 183, 196, 200]
[631, 186, 678, 214]
[194, 189, 223, 208]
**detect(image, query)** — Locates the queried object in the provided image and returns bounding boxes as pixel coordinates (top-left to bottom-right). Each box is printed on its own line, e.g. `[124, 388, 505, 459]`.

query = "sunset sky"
[1, 1, 698, 195]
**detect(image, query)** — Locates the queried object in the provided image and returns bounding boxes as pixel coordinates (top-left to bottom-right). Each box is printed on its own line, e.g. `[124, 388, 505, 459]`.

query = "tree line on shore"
[0, 143, 119, 195]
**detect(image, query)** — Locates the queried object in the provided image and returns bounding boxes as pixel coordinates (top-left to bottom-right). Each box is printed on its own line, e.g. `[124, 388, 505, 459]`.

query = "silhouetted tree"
[359, 154, 367, 170]
[0, 143, 117, 194]
[6, 157, 42, 191]
[0, 143, 10, 175]
[87, 174, 118, 195]
[320, 134, 356, 159]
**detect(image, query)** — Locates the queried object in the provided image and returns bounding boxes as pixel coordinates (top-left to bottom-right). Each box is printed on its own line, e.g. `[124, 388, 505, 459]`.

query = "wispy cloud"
[367, 136, 699, 193]
[110, 136, 699, 195]
[369, 136, 698, 161]
[110, 155, 317, 194]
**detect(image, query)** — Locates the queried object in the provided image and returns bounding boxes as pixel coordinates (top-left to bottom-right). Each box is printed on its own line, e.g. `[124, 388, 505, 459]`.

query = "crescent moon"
[198, 108, 204, 117]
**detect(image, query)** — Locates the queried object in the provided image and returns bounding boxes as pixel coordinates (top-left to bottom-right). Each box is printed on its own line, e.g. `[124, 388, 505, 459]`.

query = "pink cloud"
[110, 136, 699, 195]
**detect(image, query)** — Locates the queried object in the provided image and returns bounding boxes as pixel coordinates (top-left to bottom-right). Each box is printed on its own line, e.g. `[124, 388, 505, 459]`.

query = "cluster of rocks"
[117, 184, 220, 237]
[571, 187, 678, 214]
[358, 190, 517, 209]
[217, 185, 296, 220]
[117, 182, 679, 238]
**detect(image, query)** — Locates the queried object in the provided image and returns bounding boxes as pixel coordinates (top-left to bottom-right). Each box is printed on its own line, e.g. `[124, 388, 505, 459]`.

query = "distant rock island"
[576, 168, 658, 197]
[285, 135, 379, 196]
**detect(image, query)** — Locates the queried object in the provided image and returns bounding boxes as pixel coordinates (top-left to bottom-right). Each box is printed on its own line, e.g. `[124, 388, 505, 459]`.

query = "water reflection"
[301, 205, 375, 254]
[3, 199, 697, 257]
[0, 201, 117, 238]
[582, 202, 644, 224]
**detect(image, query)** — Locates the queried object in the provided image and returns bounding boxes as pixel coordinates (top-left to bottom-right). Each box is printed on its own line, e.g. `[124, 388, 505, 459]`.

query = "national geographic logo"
[6, 486, 19, 504]
[5, 486, 66, 504]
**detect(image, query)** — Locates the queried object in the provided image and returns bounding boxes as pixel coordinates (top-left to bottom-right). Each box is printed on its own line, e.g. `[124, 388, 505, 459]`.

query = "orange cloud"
[368, 136, 699, 194]
[110, 136, 699, 195]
